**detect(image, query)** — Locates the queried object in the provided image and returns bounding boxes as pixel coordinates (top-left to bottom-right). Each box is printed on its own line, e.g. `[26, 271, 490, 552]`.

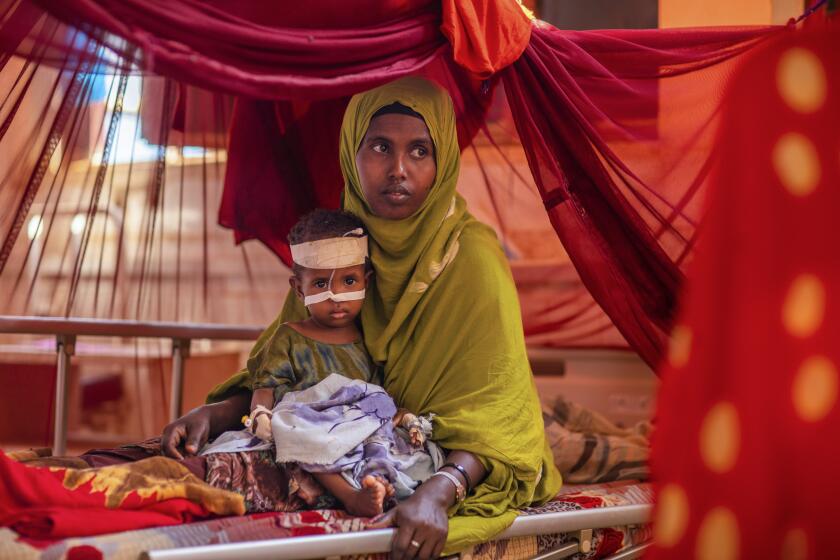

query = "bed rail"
[0, 315, 264, 455]
[0, 315, 566, 457]
[0, 315, 264, 340]
[0, 315, 646, 560]
[141, 504, 652, 560]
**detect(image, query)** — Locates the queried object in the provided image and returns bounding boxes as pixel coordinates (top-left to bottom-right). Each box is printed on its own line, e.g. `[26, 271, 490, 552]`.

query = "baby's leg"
[312, 472, 394, 517]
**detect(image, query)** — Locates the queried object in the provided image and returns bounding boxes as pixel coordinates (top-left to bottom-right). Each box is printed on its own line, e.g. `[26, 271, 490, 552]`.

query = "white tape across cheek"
[303, 289, 366, 307]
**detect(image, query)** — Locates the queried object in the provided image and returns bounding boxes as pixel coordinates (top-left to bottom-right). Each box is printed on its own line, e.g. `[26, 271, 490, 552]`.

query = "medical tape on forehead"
[303, 288, 366, 307]
[290, 229, 368, 269]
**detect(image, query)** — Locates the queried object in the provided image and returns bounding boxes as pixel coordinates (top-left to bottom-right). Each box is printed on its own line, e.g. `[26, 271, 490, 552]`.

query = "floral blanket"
[0, 397, 653, 558]
[0, 481, 653, 560]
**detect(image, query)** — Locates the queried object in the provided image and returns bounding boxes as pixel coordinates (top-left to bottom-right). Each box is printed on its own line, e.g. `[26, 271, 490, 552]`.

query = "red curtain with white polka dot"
[649, 26, 839, 560]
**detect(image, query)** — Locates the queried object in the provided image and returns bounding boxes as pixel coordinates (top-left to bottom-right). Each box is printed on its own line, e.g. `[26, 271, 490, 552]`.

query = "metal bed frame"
[0, 315, 564, 455]
[141, 504, 651, 559]
[0, 315, 654, 560]
[0, 315, 265, 455]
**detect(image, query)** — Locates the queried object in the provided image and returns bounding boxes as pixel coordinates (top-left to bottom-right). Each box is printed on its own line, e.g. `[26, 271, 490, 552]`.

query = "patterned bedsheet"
[460, 481, 654, 560]
[0, 481, 652, 560]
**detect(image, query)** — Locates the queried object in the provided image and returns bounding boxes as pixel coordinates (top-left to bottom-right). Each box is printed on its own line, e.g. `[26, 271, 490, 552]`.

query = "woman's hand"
[161, 392, 250, 459]
[368, 450, 488, 559]
[161, 406, 212, 459]
[369, 476, 452, 560]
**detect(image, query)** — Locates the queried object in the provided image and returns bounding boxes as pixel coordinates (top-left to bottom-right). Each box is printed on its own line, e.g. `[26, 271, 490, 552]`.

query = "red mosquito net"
[0, 0, 796, 367]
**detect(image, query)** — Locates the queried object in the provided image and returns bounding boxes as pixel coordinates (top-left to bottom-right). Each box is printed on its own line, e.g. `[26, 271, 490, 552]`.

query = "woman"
[162, 76, 561, 558]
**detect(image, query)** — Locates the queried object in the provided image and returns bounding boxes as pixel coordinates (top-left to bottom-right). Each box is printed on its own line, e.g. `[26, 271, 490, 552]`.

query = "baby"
[202, 209, 440, 516]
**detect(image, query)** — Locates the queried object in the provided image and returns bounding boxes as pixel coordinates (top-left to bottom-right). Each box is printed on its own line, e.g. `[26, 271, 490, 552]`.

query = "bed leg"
[169, 338, 191, 422]
[574, 528, 593, 554]
[53, 335, 75, 457]
[531, 529, 595, 560]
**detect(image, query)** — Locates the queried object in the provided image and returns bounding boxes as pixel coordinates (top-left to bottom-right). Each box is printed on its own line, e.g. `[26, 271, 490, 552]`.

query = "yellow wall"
[659, 0, 803, 27]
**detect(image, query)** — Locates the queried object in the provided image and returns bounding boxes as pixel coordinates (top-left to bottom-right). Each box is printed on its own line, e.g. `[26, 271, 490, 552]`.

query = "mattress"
[0, 481, 652, 560]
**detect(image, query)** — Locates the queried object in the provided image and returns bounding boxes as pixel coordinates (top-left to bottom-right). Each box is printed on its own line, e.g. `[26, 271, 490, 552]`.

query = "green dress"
[217, 323, 379, 402]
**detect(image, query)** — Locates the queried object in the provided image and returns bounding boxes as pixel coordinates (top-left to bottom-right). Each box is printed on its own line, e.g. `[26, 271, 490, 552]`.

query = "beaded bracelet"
[443, 462, 473, 490]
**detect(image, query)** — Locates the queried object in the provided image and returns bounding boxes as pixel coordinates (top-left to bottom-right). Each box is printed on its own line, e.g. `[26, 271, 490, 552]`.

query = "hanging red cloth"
[17, 0, 447, 99]
[502, 23, 784, 365]
[649, 26, 840, 559]
[440, 0, 532, 78]
[0, 1, 792, 364]
[219, 54, 493, 264]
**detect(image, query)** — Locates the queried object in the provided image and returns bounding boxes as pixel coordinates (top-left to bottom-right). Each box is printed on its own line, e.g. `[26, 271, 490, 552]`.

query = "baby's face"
[294, 264, 369, 329]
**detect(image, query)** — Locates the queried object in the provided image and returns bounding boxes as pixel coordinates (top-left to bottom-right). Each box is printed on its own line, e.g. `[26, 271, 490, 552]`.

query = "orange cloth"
[440, 0, 532, 78]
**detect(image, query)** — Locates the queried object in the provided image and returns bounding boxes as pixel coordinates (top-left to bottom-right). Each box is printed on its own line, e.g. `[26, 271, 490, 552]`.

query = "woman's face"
[355, 113, 437, 220]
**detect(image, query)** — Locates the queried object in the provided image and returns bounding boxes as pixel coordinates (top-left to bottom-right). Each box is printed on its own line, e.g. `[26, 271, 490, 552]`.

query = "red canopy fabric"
[0, 0, 798, 365]
[649, 26, 839, 558]
[502, 23, 782, 367]
[218, 55, 492, 264]
[18, 0, 446, 100]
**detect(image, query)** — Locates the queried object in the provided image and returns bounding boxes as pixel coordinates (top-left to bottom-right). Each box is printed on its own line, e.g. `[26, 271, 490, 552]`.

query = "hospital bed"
[0, 316, 654, 559]
[142, 492, 652, 560]
[0, 481, 651, 559]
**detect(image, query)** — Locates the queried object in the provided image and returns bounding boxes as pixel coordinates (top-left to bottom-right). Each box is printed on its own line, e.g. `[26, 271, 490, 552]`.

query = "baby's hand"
[253, 413, 273, 442]
[246, 405, 273, 442]
[400, 412, 426, 446]
[394, 409, 433, 447]
[408, 425, 425, 447]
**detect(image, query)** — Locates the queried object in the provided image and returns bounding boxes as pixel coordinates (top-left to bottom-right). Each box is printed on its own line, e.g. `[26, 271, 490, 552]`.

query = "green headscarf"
[209, 77, 561, 552]
[340, 78, 464, 358]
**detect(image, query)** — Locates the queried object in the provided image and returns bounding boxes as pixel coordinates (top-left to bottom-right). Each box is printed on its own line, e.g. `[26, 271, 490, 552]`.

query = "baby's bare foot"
[344, 475, 393, 517]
